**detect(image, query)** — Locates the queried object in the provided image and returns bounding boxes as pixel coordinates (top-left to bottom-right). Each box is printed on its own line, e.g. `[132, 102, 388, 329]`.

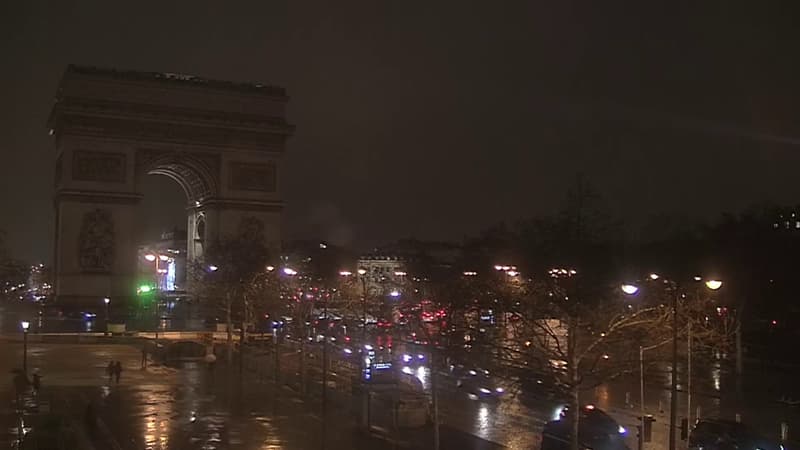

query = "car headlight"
[495, 387, 505, 393]
[618, 425, 627, 434]
[479, 387, 492, 394]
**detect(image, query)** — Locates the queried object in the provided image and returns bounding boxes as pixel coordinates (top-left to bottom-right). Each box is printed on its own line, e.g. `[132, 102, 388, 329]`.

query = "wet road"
[0, 343, 348, 449]
[0, 327, 797, 448]
[0, 342, 503, 449]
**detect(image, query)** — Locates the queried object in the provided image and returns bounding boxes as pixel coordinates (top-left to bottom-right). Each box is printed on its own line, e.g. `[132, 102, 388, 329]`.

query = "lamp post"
[21, 321, 30, 373]
[103, 297, 111, 336]
[321, 289, 329, 441]
[622, 276, 723, 450]
[357, 269, 368, 344]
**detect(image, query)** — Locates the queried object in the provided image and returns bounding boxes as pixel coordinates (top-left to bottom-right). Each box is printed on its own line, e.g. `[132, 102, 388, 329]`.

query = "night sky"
[2, 2, 800, 263]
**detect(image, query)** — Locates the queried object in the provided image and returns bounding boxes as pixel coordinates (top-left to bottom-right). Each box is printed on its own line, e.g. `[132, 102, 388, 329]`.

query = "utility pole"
[431, 348, 439, 450]
[640, 346, 645, 450]
[321, 296, 328, 446]
[687, 321, 692, 425]
[669, 289, 679, 450]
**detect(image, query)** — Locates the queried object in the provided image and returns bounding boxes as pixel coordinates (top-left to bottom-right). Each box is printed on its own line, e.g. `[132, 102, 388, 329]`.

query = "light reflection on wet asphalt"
[0, 337, 797, 449]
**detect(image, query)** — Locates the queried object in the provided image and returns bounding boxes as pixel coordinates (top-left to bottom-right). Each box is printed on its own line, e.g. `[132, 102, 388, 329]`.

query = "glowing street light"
[463, 271, 477, 276]
[266, 265, 275, 272]
[339, 270, 353, 277]
[144, 254, 157, 262]
[20, 321, 30, 372]
[283, 267, 297, 276]
[158, 254, 169, 261]
[357, 269, 367, 276]
[208, 265, 219, 272]
[103, 297, 111, 335]
[620, 284, 640, 295]
[704, 280, 723, 291]
[649, 273, 660, 280]
[389, 290, 401, 298]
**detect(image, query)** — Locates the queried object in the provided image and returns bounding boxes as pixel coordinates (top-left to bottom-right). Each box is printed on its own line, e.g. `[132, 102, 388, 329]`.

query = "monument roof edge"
[65, 65, 288, 98]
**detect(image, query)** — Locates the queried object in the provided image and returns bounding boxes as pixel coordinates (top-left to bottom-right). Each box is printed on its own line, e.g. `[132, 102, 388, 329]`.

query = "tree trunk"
[226, 293, 233, 366]
[568, 315, 580, 450]
[300, 337, 307, 393]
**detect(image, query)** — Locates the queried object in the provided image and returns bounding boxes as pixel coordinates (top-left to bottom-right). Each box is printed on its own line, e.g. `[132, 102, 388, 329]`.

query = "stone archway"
[49, 66, 293, 306]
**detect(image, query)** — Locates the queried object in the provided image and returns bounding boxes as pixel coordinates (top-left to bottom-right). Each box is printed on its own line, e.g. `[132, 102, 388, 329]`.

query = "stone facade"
[49, 65, 293, 307]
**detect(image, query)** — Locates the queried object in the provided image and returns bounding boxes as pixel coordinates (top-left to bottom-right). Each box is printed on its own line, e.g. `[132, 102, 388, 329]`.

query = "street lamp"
[103, 297, 111, 335]
[621, 284, 640, 295]
[20, 321, 30, 373]
[623, 276, 723, 450]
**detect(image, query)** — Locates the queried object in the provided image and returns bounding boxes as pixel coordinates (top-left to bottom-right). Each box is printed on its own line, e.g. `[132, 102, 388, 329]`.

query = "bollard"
[696, 406, 701, 421]
[626, 392, 631, 407]
[781, 422, 789, 442]
[735, 413, 741, 423]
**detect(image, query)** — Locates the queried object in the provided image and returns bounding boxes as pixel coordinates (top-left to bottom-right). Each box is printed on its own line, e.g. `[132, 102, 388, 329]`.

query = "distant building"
[357, 255, 408, 295]
[371, 239, 462, 281]
[137, 228, 187, 293]
[773, 209, 800, 230]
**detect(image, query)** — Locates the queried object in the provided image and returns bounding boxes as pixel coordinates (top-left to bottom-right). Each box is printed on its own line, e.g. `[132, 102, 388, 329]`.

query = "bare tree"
[189, 218, 270, 366]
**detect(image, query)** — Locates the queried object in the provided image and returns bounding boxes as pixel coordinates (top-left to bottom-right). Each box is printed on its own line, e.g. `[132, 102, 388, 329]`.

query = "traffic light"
[639, 415, 655, 443]
[680, 417, 689, 441]
[137, 284, 152, 294]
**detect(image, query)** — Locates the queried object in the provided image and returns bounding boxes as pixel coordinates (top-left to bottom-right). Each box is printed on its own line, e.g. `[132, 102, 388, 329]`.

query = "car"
[688, 419, 783, 450]
[542, 404, 629, 450]
[519, 374, 569, 404]
[451, 365, 506, 401]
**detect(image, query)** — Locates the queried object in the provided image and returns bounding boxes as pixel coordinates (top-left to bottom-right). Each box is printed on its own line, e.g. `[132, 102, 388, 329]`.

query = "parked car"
[689, 419, 782, 450]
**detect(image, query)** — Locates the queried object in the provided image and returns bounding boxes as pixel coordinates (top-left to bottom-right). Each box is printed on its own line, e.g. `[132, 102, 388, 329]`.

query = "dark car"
[689, 419, 783, 450]
[450, 365, 507, 401]
[542, 404, 629, 450]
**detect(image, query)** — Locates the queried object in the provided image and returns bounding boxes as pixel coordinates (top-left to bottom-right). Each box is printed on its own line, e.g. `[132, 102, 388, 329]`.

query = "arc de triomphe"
[49, 66, 293, 306]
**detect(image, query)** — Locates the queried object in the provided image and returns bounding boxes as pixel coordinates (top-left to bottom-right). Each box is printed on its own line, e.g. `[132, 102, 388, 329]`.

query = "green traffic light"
[138, 285, 153, 294]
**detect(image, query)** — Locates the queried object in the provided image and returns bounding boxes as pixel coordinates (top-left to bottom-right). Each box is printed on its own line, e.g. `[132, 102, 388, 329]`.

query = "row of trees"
[185, 180, 743, 450]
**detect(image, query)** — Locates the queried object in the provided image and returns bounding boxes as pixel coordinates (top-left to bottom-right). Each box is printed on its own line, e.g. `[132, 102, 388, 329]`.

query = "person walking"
[141, 345, 148, 369]
[113, 361, 122, 384]
[31, 369, 41, 393]
[106, 361, 114, 383]
[84, 403, 96, 436]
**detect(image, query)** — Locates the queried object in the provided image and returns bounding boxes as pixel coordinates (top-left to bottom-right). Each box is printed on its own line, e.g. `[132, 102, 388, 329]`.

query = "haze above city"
[3, 2, 800, 262]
